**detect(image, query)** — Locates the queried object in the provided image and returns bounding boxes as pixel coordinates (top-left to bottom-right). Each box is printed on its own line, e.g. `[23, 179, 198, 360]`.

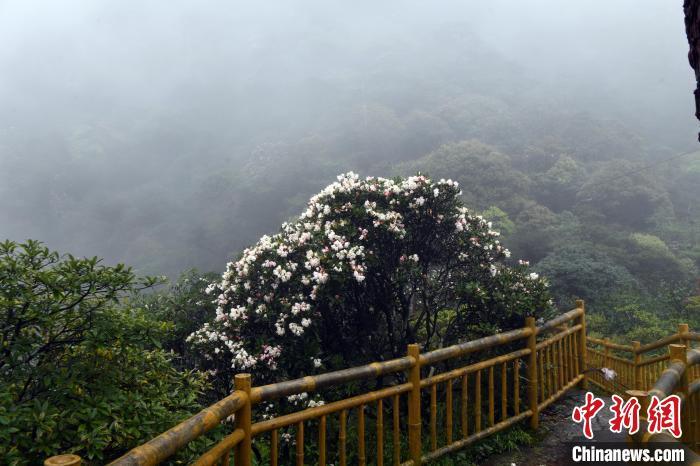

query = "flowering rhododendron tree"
[189, 172, 552, 389]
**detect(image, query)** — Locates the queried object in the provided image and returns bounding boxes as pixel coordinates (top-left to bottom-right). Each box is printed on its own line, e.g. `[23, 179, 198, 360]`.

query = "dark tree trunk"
[684, 0, 700, 140]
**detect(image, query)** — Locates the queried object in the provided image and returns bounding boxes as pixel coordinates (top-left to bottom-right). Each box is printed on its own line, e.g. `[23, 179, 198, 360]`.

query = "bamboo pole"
[569, 334, 576, 381]
[295, 422, 304, 466]
[545, 344, 553, 397]
[488, 366, 495, 427]
[319, 416, 326, 466]
[339, 409, 347, 466]
[407, 344, 422, 466]
[557, 339, 564, 391]
[669, 344, 689, 445]
[392, 395, 400, 466]
[562, 337, 569, 384]
[377, 400, 383, 466]
[572, 331, 580, 376]
[538, 349, 545, 402]
[461, 375, 468, 438]
[679, 324, 689, 353]
[446, 379, 453, 445]
[564, 335, 571, 382]
[358, 404, 366, 466]
[430, 384, 437, 451]
[604, 339, 611, 393]
[475, 370, 482, 433]
[576, 300, 588, 389]
[45, 456, 81, 466]
[526, 317, 539, 430]
[234, 374, 252, 466]
[501, 363, 507, 422]
[514, 360, 520, 416]
[271, 430, 278, 466]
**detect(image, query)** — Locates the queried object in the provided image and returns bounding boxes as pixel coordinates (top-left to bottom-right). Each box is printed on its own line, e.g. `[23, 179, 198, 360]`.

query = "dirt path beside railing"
[483, 389, 622, 466]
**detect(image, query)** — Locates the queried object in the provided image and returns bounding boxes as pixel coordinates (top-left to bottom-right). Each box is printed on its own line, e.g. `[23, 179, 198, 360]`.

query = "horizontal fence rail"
[43, 300, 609, 465]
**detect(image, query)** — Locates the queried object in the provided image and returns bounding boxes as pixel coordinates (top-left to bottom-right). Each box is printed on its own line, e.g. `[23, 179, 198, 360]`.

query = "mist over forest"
[2, 0, 697, 277]
[5, 2, 700, 463]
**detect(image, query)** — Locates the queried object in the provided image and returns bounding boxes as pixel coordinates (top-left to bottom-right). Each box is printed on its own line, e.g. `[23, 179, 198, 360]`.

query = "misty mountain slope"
[1, 2, 698, 327]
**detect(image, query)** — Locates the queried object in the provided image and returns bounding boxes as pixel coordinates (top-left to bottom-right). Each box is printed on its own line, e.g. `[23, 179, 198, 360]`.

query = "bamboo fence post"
[488, 366, 495, 427]
[557, 339, 564, 391]
[604, 339, 611, 393]
[358, 404, 366, 466]
[461, 375, 468, 438]
[45, 455, 81, 466]
[408, 343, 422, 466]
[376, 400, 383, 466]
[526, 316, 539, 430]
[340, 409, 347, 466]
[446, 379, 453, 444]
[234, 374, 252, 466]
[669, 344, 689, 445]
[475, 371, 482, 433]
[271, 430, 278, 466]
[393, 395, 400, 466]
[679, 323, 689, 349]
[514, 360, 520, 415]
[576, 300, 588, 390]
[319, 416, 327, 466]
[430, 384, 437, 451]
[501, 362, 507, 422]
[632, 341, 641, 391]
[296, 422, 304, 466]
[625, 389, 648, 447]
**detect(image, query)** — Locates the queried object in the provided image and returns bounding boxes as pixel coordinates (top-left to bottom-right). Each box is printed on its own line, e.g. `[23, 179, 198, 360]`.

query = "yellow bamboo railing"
[47, 302, 589, 466]
[585, 324, 699, 394]
[585, 324, 700, 455]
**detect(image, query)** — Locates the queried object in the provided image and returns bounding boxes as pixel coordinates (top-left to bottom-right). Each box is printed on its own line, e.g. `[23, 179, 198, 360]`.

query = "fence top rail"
[536, 324, 582, 350]
[420, 326, 532, 366]
[108, 391, 248, 466]
[536, 307, 583, 335]
[250, 356, 413, 404]
[684, 331, 700, 342]
[637, 353, 669, 367]
[636, 333, 681, 354]
[586, 336, 634, 352]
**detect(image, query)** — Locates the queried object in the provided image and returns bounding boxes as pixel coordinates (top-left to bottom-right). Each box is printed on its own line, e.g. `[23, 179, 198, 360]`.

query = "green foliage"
[533, 154, 585, 212]
[399, 140, 530, 213]
[575, 160, 671, 228]
[534, 244, 640, 309]
[622, 233, 696, 285]
[0, 241, 207, 464]
[481, 206, 515, 237]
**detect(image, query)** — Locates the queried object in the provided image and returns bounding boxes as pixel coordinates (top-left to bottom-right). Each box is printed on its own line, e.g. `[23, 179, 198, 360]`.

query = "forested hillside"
[3, 1, 700, 463]
[2, 2, 698, 341]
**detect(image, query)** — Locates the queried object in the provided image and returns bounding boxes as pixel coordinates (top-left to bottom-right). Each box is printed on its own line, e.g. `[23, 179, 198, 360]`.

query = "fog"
[1, 0, 696, 276]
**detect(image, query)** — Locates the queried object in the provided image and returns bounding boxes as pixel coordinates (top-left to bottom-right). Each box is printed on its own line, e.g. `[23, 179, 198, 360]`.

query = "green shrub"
[0, 240, 208, 464]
